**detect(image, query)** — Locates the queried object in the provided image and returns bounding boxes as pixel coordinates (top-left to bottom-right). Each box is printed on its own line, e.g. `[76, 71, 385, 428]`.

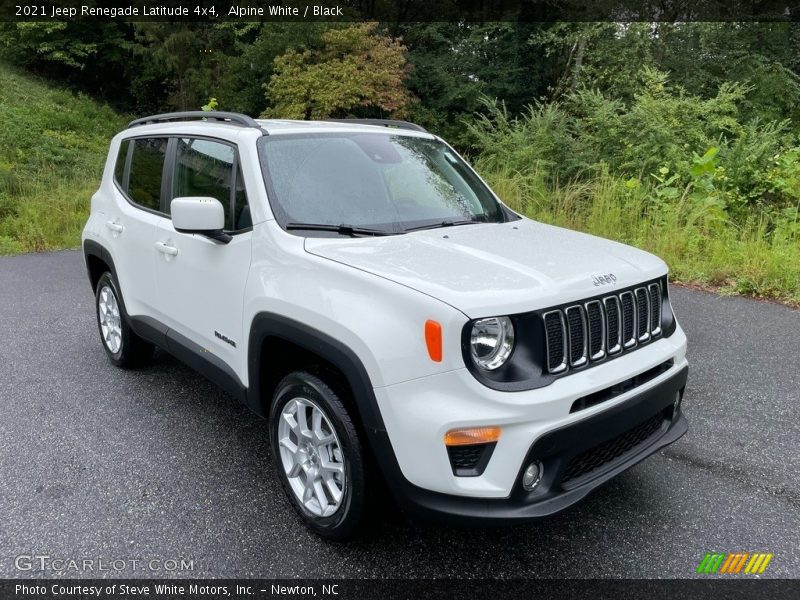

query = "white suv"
[82, 112, 688, 539]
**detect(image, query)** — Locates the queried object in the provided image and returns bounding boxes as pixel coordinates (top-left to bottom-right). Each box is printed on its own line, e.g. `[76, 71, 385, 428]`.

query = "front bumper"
[368, 329, 689, 522]
[382, 365, 687, 522]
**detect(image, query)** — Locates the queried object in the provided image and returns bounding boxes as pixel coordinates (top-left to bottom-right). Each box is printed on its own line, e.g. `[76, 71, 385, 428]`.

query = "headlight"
[470, 316, 515, 370]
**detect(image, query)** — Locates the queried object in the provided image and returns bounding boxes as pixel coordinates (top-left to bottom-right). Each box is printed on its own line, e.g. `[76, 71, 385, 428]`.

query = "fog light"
[522, 461, 543, 491]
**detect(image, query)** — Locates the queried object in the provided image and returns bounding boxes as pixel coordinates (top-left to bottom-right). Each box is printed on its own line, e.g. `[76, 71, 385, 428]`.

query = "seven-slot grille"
[543, 282, 663, 375]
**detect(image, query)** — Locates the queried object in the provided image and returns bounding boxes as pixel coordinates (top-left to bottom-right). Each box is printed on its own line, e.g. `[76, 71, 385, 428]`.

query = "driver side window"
[171, 137, 251, 232]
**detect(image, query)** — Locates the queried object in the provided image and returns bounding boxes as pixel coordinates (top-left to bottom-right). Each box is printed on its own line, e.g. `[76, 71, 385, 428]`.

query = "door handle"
[154, 241, 179, 256]
[105, 220, 124, 233]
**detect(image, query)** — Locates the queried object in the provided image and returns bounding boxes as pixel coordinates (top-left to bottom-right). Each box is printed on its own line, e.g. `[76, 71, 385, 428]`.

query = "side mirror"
[171, 197, 231, 244]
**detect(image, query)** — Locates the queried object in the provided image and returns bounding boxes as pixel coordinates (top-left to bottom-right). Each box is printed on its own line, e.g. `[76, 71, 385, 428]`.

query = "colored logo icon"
[697, 552, 773, 574]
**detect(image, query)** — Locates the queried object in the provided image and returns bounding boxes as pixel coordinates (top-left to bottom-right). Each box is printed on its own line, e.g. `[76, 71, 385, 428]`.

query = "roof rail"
[128, 111, 266, 133]
[323, 118, 428, 133]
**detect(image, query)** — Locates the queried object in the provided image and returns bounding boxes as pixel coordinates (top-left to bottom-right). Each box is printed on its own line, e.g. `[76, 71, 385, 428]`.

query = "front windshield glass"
[257, 133, 509, 234]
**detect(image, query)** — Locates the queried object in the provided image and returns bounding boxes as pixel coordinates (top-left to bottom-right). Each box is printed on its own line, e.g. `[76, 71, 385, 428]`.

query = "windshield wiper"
[404, 218, 482, 232]
[285, 222, 394, 237]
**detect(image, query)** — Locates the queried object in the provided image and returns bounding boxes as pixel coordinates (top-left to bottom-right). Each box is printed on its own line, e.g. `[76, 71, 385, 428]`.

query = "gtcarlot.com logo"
[14, 555, 194, 573]
[696, 552, 773, 575]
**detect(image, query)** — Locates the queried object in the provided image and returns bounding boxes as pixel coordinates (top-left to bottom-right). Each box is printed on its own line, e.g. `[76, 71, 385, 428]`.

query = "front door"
[153, 136, 253, 383]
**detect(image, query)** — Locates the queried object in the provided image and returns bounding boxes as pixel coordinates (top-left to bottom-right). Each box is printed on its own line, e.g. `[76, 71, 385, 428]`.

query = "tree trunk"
[570, 36, 586, 92]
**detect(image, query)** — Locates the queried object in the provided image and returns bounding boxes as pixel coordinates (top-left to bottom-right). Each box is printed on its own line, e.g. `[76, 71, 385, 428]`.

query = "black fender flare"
[246, 312, 384, 431]
[83, 239, 118, 291]
[83, 240, 146, 341]
[246, 312, 415, 502]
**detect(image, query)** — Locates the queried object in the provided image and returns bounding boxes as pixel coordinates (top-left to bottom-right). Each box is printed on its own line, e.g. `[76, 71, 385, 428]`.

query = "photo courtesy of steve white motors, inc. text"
[14, 583, 340, 597]
[14, 3, 346, 18]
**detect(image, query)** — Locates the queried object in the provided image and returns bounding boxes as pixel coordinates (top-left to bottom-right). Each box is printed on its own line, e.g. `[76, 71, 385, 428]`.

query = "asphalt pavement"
[0, 250, 798, 578]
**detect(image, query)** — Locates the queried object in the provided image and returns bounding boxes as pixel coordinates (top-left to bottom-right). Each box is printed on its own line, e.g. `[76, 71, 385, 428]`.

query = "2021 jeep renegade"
[82, 111, 688, 539]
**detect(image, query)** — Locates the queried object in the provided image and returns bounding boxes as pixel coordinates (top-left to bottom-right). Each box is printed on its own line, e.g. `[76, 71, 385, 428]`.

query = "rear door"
[153, 136, 253, 382]
[104, 137, 169, 317]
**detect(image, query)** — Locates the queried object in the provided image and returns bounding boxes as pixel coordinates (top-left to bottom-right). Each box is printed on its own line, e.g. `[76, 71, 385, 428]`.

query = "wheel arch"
[246, 313, 386, 434]
[246, 313, 416, 504]
[83, 239, 117, 292]
[83, 240, 137, 341]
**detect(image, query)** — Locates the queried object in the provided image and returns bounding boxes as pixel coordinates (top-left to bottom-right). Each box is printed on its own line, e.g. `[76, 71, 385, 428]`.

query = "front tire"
[269, 371, 367, 540]
[94, 272, 153, 368]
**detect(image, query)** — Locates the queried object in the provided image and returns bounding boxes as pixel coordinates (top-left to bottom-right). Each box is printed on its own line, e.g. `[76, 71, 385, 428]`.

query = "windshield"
[257, 133, 511, 235]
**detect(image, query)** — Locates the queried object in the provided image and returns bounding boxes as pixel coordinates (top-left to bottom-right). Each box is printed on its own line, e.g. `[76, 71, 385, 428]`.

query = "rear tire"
[269, 371, 368, 540]
[94, 272, 154, 368]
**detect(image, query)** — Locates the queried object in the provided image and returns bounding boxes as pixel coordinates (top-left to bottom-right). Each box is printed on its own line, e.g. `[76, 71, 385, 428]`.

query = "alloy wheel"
[277, 397, 346, 518]
[98, 284, 122, 354]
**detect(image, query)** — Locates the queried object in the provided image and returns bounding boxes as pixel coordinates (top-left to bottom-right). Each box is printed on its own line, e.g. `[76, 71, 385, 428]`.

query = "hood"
[304, 218, 667, 318]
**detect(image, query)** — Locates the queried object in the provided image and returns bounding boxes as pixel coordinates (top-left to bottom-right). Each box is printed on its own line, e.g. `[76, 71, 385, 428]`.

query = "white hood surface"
[304, 218, 667, 318]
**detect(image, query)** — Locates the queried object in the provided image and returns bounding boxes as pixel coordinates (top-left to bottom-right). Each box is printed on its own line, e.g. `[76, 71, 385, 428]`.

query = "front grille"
[542, 281, 664, 375]
[635, 288, 650, 342]
[544, 311, 567, 373]
[560, 412, 665, 486]
[649, 283, 662, 335]
[585, 300, 604, 359]
[604, 296, 622, 354]
[566, 306, 587, 367]
[620, 291, 636, 347]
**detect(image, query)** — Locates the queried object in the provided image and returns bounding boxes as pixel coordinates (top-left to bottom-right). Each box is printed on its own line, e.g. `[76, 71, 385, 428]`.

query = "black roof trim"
[127, 111, 267, 134]
[322, 118, 428, 133]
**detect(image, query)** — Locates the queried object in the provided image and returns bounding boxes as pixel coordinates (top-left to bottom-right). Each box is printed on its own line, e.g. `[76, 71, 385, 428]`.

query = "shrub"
[468, 68, 800, 304]
[468, 69, 799, 214]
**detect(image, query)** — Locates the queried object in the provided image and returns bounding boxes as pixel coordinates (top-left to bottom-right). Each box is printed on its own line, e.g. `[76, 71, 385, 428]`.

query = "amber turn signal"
[425, 320, 443, 362]
[444, 426, 502, 446]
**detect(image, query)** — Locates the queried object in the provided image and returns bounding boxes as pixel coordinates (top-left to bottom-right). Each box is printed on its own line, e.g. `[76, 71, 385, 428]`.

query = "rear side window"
[114, 140, 129, 186]
[172, 137, 249, 231]
[128, 138, 168, 211]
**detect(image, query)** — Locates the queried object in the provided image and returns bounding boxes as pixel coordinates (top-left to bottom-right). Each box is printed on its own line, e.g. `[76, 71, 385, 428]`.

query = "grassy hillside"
[0, 64, 126, 254]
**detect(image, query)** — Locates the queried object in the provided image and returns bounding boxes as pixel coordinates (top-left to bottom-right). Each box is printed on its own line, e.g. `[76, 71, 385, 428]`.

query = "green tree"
[213, 23, 332, 115]
[262, 23, 414, 119]
[401, 22, 553, 143]
[661, 22, 800, 123]
[132, 23, 233, 111]
[0, 19, 132, 103]
[531, 22, 800, 123]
